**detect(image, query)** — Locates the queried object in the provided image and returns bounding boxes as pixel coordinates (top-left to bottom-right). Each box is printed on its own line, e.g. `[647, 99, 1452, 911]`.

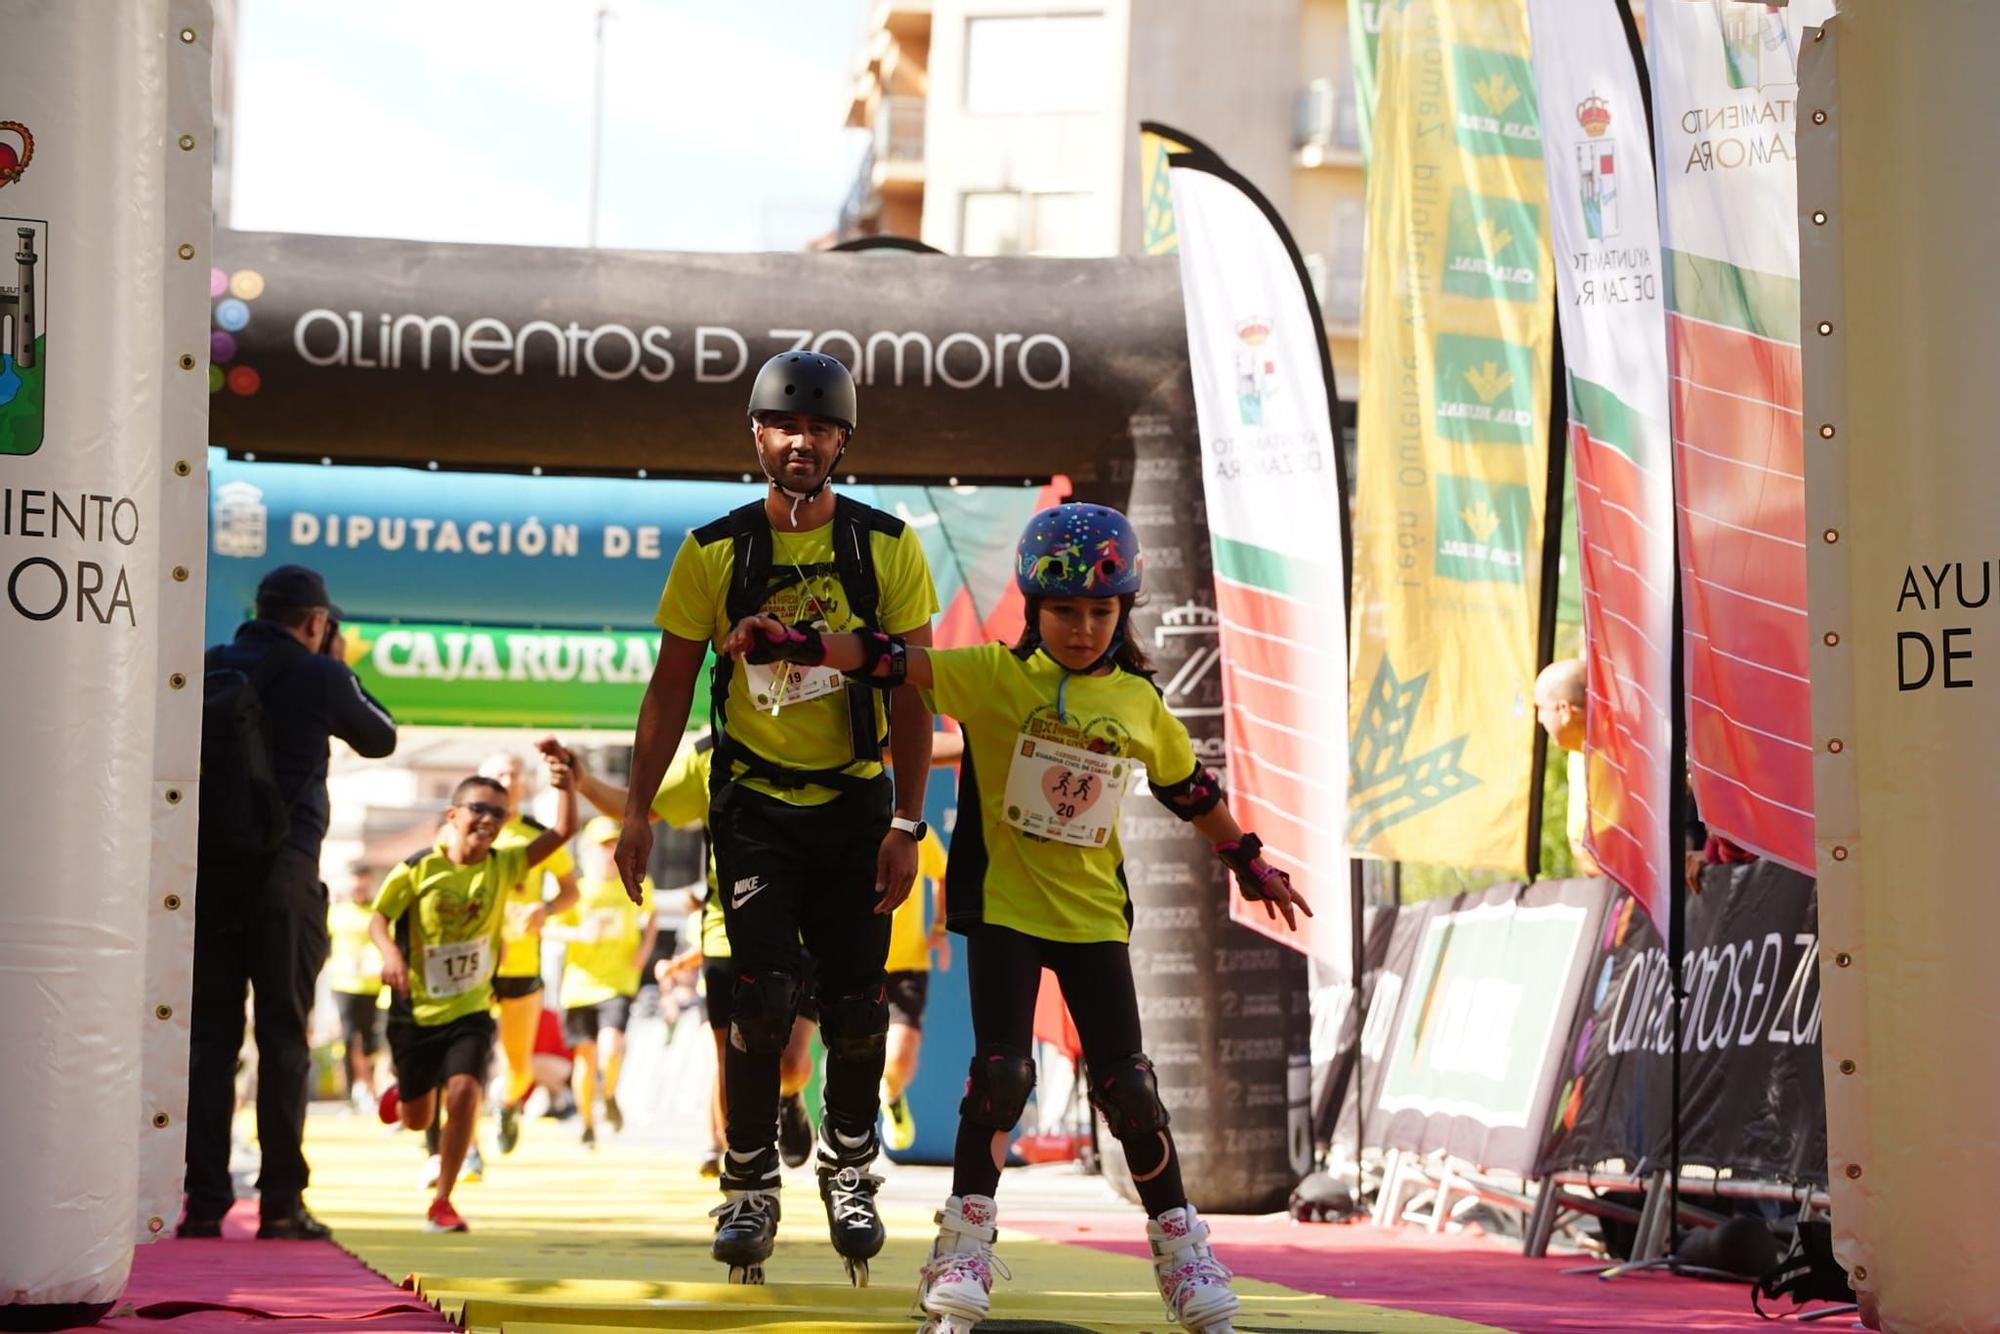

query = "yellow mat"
[301, 1114, 1496, 1334]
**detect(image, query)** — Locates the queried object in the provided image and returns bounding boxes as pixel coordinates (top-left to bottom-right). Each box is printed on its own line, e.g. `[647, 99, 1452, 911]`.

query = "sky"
[229, 0, 872, 254]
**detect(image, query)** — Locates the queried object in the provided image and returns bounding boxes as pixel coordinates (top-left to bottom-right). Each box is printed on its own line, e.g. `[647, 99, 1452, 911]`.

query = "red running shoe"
[425, 1197, 468, 1233]
[376, 1086, 400, 1126]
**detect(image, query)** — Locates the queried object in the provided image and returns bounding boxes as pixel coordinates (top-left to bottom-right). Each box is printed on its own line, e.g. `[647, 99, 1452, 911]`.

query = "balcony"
[873, 94, 925, 186]
[1303, 251, 1364, 334]
[1295, 76, 1363, 169]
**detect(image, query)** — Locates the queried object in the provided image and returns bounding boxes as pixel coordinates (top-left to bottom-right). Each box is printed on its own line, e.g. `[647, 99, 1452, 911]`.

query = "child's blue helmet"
[1015, 503, 1144, 599]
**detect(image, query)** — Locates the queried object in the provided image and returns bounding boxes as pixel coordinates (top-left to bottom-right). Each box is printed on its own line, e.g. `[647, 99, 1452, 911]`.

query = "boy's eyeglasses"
[462, 801, 507, 822]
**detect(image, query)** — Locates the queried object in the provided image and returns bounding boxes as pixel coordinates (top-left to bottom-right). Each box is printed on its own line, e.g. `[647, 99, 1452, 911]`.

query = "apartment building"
[840, 0, 1367, 394]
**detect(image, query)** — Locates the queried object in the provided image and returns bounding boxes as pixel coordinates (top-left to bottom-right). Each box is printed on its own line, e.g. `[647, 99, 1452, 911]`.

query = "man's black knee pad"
[818, 983, 889, 1061]
[728, 970, 800, 1054]
[960, 1048, 1037, 1131]
[1088, 1054, 1169, 1138]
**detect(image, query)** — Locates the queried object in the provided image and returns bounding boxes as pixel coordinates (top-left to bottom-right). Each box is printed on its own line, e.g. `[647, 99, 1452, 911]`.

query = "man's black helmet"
[747, 351, 857, 433]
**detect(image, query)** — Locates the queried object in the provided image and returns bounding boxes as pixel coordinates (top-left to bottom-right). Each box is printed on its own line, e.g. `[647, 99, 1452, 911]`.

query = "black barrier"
[1540, 860, 1827, 1185]
[208, 231, 1190, 483]
[1083, 385, 1313, 1215]
[1350, 879, 1612, 1178]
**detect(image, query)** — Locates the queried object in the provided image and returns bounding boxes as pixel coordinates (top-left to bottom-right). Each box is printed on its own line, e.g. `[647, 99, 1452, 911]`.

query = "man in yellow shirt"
[326, 860, 387, 1110]
[547, 817, 657, 1148]
[880, 829, 949, 1151]
[370, 757, 577, 1234]
[480, 750, 581, 1156]
[612, 352, 939, 1284]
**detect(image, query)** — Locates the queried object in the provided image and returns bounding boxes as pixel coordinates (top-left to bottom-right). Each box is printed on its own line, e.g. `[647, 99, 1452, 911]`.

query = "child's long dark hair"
[1012, 593, 1156, 683]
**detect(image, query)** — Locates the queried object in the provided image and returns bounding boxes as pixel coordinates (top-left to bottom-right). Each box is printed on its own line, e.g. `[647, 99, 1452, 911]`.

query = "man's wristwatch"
[889, 816, 928, 841]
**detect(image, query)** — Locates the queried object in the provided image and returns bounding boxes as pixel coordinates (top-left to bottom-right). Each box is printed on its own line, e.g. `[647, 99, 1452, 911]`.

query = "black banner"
[1539, 860, 1827, 1185]
[208, 231, 1191, 483]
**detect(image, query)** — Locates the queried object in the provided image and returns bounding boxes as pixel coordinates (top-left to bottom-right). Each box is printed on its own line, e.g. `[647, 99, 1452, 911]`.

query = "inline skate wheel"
[727, 1264, 766, 1285]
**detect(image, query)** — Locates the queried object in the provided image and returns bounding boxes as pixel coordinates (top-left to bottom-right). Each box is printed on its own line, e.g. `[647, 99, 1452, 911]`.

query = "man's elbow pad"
[1149, 766, 1222, 822]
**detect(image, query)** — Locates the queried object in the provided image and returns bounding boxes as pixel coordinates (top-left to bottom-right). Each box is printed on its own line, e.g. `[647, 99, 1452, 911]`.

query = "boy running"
[371, 753, 578, 1233]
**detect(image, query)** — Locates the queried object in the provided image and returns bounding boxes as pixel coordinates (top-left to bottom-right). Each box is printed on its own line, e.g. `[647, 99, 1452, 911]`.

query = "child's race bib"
[1002, 732, 1127, 847]
[421, 936, 493, 997]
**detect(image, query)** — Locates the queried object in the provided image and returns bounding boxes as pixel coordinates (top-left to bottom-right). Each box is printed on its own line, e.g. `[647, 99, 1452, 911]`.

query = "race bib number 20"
[1002, 733, 1127, 847]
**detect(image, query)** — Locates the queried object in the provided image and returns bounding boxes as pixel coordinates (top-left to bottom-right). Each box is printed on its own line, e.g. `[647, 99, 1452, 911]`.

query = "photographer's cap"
[256, 564, 342, 619]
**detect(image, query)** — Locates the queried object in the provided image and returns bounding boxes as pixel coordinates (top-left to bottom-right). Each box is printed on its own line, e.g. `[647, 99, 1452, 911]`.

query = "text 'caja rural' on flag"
[1526, 0, 1675, 926]
[1651, 0, 1832, 873]
[1154, 124, 1356, 975]
[1347, 0, 1559, 874]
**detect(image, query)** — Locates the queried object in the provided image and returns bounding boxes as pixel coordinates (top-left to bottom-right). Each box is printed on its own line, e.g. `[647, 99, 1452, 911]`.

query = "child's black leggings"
[951, 923, 1187, 1217]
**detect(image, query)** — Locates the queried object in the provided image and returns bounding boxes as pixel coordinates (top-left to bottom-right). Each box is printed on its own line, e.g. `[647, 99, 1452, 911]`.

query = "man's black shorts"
[388, 1011, 496, 1101]
[884, 970, 929, 1031]
[701, 954, 821, 1032]
[491, 974, 543, 1001]
[335, 990, 384, 1055]
[563, 994, 634, 1047]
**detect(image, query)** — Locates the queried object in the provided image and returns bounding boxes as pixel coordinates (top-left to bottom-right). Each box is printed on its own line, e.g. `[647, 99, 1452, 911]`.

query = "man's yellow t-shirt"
[654, 511, 937, 806]
[649, 740, 731, 958]
[926, 644, 1198, 944]
[326, 899, 384, 995]
[884, 830, 947, 973]
[495, 815, 576, 980]
[373, 841, 534, 1027]
[559, 875, 655, 1007]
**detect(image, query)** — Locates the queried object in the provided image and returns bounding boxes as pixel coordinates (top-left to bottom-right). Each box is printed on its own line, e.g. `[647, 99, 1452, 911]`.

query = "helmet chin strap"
[760, 439, 848, 527]
[1041, 613, 1128, 723]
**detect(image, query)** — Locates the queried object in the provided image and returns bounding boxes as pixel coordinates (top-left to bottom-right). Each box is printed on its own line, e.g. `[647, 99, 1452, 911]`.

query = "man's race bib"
[503, 899, 542, 937]
[422, 936, 494, 997]
[744, 622, 844, 711]
[582, 906, 627, 944]
[1002, 733, 1128, 847]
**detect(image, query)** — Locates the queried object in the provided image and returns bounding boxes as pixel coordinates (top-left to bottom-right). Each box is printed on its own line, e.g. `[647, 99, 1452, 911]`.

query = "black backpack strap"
[519, 814, 547, 832]
[402, 848, 428, 869]
[831, 496, 906, 764]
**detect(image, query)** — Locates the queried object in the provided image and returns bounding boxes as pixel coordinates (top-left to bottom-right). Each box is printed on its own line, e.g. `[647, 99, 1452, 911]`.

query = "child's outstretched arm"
[1149, 765, 1314, 931]
[722, 614, 935, 691]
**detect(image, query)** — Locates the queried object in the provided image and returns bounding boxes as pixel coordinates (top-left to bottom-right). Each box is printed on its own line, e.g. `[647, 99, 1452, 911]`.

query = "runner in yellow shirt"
[480, 750, 581, 1157]
[880, 828, 948, 1152]
[370, 755, 577, 1234]
[725, 503, 1311, 1333]
[547, 816, 657, 1148]
[326, 860, 387, 1110]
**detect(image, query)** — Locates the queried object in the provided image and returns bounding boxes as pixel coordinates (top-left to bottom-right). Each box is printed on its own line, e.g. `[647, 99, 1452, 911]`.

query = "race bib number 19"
[1002, 733, 1127, 847]
[744, 622, 844, 711]
[422, 936, 493, 997]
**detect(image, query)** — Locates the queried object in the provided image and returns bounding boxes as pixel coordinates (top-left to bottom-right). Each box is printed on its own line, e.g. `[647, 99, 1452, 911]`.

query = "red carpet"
[1008, 1210, 1852, 1333]
[101, 1202, 448, 1334]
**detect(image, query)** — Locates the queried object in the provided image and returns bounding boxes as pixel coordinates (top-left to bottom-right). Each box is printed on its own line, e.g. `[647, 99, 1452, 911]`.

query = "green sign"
[342, 619, 692, 730]
[1451, 45, 1541, 158]
[0, 334, 44, 456]
[1433, 332, 1536, 446]
[1379, 901, 1588, 1127]
[1443, 188, 1540, 304]
[1435, 474, 1531, 585]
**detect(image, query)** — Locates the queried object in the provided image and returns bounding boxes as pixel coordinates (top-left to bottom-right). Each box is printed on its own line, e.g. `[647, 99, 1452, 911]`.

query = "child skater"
[723, 503, 1309, 1334]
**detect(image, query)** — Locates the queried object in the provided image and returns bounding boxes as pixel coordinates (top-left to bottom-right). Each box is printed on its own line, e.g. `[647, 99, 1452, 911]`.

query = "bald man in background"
[1533, 658, 1602, 878]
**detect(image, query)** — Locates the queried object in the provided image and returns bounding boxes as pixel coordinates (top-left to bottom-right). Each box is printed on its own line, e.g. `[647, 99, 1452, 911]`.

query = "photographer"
[181, 565, 397, 1241]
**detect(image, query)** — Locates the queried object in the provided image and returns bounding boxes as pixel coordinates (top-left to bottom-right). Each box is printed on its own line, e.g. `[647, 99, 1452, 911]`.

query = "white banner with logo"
[1803, 7, 2000, 1330]
[1166, 152, 1352, 976]
[0, 0, 210, 1312]
[1525, 0, 1674, 927]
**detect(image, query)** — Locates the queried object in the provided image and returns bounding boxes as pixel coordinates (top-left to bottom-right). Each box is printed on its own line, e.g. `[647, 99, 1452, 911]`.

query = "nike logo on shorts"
[732, 875, 767, 909]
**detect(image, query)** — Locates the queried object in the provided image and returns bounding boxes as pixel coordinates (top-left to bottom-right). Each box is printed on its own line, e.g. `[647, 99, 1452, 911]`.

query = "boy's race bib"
[421, 936, 493, 997]
[1002, 732, 1128, 847]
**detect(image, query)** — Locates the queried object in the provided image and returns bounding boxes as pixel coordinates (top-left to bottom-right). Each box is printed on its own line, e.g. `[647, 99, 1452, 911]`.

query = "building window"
[964, 14, 1109, 115]
[960, 190, 1100, 256]
[962, 191, 1025, 255]
[1327, 198, 1366, 328]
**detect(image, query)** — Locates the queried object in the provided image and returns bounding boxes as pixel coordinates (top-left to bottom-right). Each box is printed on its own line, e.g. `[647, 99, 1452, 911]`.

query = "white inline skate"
[917, 1194, 1009, 1334]
[1147, 1205, 1239, 1334]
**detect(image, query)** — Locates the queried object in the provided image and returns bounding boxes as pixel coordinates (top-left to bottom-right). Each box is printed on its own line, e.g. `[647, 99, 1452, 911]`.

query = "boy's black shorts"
[335, 990, 385, 1054]
[387, 1011, 496, 1101]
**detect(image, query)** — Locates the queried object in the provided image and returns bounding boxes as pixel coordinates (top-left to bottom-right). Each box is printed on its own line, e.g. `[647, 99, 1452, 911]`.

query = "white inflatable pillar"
[0, 3, 210, 1325]
[1803, 6, 2000, 1330]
